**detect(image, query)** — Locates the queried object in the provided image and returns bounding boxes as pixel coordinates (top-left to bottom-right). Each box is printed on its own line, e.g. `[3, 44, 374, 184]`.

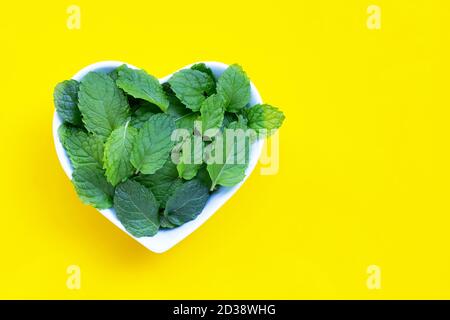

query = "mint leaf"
[60, 125, 104, 169]
[177, 161, 202, 180]
[116, 65, 169, 112]
[176, 113, 200, 131]
[177, 135, 203, 180]
[130, 113, 176, 174]
[58, 123, 80, 148]
[164, 179, 209, 226]
[168, 69, 215, 111]
[164, 84, 193, 117]
[78, 72, 130, 140]
[108, 68, 119, 81]
[163, 82, 199, 128]
[163, 81, 205, 131]
[54, 80, 82, 126]
[114, 180, 159, 237]
[72, 165, 114, 209]
[206, 124, 250, 190]
[191, 63, 216, 85]
[130, 106, 155, 129]
[246, 104, 285, 134]
[222, 112, 238, 128]
[196, 166, 213, 190]
[103, 121, 138, 186]
[167, 95, 192, 118]
[217, 64, 251, 113]
[235, 113, 249, 126]
[200, 93, 225, 138]
[129, 98, 162, 113]
[160, 213, 177, 229]
[133, 159, 183, 207]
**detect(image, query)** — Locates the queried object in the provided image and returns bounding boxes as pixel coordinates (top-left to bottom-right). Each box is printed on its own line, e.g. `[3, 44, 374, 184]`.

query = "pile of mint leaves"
[54, 63, 285, 237]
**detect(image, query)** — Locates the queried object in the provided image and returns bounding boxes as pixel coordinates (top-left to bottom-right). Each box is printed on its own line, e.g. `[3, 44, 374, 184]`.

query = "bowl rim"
[52, 60, 264, 253]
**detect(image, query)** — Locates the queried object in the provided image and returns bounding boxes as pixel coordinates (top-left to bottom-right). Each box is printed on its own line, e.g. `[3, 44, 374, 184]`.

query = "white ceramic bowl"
[53, 61, 264, 253]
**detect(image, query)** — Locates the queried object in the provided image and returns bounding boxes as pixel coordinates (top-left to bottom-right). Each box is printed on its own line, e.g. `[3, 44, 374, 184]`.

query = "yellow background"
[0, 0, 449, 299]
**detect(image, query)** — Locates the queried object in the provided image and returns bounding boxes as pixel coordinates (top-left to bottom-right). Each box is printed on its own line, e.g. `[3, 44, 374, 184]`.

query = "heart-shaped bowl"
[53, 61, 264, 253]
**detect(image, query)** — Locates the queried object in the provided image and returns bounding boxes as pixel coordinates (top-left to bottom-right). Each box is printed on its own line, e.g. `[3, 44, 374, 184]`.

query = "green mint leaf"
[130, 106, 155, 129]
[128, 97, 162, 113]
[217, 64, 251, 113]
[246, 104, 285, 134]
[206, 124, 250, 190]
[130, 113, 176, 174]
[164, 83, 193, 116]
[167, 94, 191, 118]
[236, 113, 249, 126]
[54, 80, 83, 126]
[176, 135, 203, 180]
[103, 121, 138, 186]
[228, 115, 249, 131]
[72, 165, 114, 209]
[164, 179, 209, 226]
[60, 125, 104, 169]
[78, 72, 130, 140]
[116, 65, 169, 112]
[200, 93, 225, 137]
[114, 180, 159, 237]
[168, 69, 215, 111]
[163, 81, 203, 131]
[58, 123, 80, 148]
[133, 159, 183, 207]
[196, 166, 213, 190]
[222, 112, 238, 128]
[159, 213, 177, 229]
[191, 63, 216, 85]
[177, 161, 202, 180]
[108, 68, 119, 81]
[176, 113, 200, 131]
